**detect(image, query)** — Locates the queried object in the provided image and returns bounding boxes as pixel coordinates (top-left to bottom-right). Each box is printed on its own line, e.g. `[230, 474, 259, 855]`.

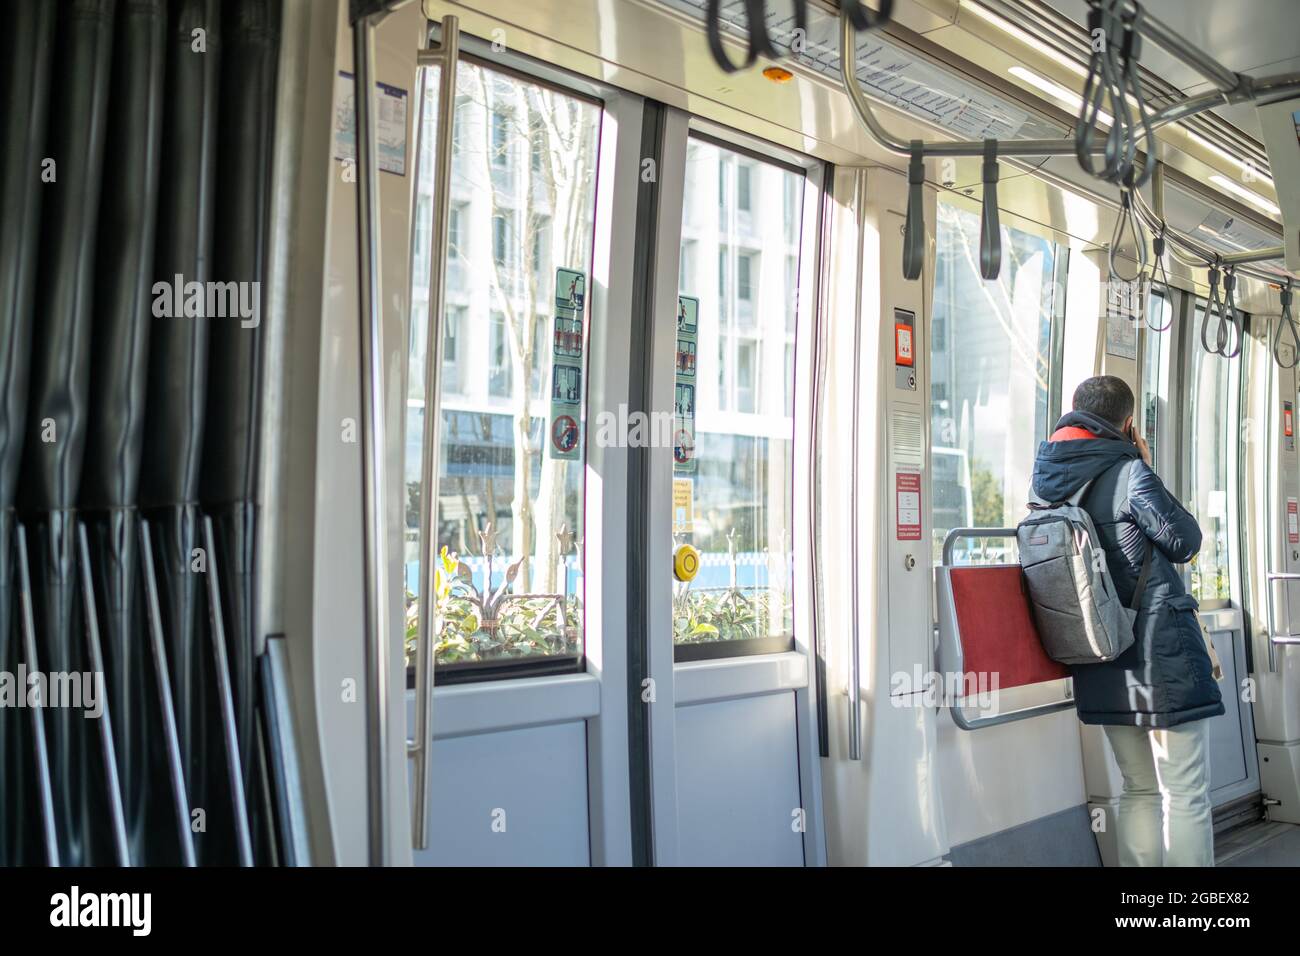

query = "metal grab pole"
[847, 170, 864, 761]
[1125, 2, 1244, 95]
[839, 1, 1300, 287]
[409, 14, 459, 852]
[74, 523, 131, 866]
[138, 520, 197, 866]
[839, 3, 1300, 163]
[15, 525, 59, 866]
[202, 516, 255, 865]
[352, 5, 392, 868]
[1264, 573, 1300, 672]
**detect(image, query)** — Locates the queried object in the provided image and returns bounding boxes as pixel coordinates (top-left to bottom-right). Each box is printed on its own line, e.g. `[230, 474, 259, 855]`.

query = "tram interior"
[1, 0, 1300, 868]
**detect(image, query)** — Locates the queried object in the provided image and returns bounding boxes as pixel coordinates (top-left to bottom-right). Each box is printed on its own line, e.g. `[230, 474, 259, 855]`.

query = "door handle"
[409, 14, 460, 853]
[350, 2, 406, 867]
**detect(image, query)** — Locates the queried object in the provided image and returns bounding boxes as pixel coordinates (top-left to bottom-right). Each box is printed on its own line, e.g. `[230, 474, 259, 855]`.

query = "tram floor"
[1217, 820, 1300, 866]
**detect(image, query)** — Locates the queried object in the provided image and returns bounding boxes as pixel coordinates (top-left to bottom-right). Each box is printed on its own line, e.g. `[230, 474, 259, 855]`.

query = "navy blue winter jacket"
[1029, 410, 1225, 728]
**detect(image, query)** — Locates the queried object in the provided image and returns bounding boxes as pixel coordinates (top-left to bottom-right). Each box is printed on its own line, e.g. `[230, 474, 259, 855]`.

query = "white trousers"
[1103, 719, 1215, 867]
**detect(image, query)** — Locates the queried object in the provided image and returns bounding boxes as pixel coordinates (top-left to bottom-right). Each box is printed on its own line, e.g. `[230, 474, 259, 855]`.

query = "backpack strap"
[1026, 477, 1094, 511]
[1065, 478, 1094, 507]
[1130, 538, 1154, 611]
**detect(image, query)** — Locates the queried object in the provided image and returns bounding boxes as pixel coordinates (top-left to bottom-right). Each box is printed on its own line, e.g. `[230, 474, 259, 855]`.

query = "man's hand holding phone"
[1127, 422, 1153, 467]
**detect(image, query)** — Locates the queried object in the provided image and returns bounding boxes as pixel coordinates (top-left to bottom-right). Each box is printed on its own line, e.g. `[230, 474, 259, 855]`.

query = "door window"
[1139, 292, 1173, 469]
[672, 138, 803, 658]
[1188, 311, 1233, 603]
[407, 60, 603, 680]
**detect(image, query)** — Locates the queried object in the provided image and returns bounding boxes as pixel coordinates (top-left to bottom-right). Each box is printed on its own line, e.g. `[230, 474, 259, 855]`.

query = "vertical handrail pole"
[351, 5, 392, 867]
[138, 520, 197, 866]
[75, 523, 131, 866]
[202, 516, 256, 865]
[410, 14, 459, 852]
[15, 524, 60, 866]
[847, 172, 865, 761]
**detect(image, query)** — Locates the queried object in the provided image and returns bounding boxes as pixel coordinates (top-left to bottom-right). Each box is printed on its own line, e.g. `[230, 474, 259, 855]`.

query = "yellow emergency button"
[673, 544, 701, 582]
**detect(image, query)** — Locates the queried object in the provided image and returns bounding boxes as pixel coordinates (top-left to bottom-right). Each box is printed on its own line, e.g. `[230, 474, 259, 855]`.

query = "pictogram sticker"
[674, 296, 699, 474]
[552, 415, 579, 455]
[896, 470, 921, 541]
[548, 267, 588, 461]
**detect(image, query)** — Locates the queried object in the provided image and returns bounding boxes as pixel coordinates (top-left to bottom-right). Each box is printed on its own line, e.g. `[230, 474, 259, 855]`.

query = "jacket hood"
[1031, 410, 1140, 503]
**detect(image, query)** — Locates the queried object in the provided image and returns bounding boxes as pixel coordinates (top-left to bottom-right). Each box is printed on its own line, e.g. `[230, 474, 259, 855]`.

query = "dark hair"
[1072, 375, 1134, 428]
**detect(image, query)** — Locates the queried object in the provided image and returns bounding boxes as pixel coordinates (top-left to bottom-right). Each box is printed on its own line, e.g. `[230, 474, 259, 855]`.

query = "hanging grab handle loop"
[1075, 0, 1154, 188]
[843, 0, 894, 31]
[1201, 262, 1224, 356]
[705, 0, 808, 74]
[705, 0, 891, 74]
[1109, 187, 1147, 285]
[1275, 283, 1300, 369]
[1119, 4, 1157, 189]
[903, 140, 925, 281]
[1077, 0, 1126, 182]
[1220, 267, 1242, 359]
[1144, 222, 1173, 331]
[979, 139, 1001, 280]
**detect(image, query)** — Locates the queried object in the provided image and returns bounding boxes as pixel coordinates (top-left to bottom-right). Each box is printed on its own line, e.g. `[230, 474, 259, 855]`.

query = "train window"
[672, 137, 801, 659]
[406, 60, 602, 681]
[1187, 308, 1233, 604]
[930, 199, 1062, 564]
[1139, 294, 1173, 468]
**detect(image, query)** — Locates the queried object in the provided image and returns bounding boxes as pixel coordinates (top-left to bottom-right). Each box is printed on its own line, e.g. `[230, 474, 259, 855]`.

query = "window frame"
[670, 120, 826, 665]
[406, 47, 608, 687]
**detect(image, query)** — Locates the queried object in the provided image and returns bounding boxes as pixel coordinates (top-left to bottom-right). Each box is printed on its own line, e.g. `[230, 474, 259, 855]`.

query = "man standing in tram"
[1030, 375, 1224, 866]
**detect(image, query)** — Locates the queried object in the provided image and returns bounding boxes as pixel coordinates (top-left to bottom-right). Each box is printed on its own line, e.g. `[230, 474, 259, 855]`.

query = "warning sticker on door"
[548, 268, 587, 461]
[552, 415, 580, 455]
[673, 478, 694, 534]
[896, 471, 921, 541]
[674, 296, 699, 475]
[1288, 497, 1298, 544]
[895, 322, 914, 366]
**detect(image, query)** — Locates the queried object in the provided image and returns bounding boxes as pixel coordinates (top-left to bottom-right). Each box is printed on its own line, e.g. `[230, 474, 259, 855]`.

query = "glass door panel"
[1139, 292, 1173, 471]
[408, 59, 603, 681]
[671, 137, 803, 660]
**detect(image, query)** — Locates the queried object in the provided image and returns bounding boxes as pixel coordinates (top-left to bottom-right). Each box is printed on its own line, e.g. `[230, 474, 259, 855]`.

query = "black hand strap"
[705, 0, 808, 74]
[843, 0, 894, 31]
[1220, 267, 1242, 359]
[1145, 224, 1174, 331]
[1200, 262, 1223, 356]
[1129, 538, 1154, 612]
[979, 139, 1001, 280]
[903, 140, 925, 280]
[1274, 283, 1299, 370]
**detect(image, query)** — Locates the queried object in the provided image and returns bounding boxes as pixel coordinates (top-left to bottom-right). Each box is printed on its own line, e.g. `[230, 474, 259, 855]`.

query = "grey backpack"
[1017, 475, 1152, 665]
